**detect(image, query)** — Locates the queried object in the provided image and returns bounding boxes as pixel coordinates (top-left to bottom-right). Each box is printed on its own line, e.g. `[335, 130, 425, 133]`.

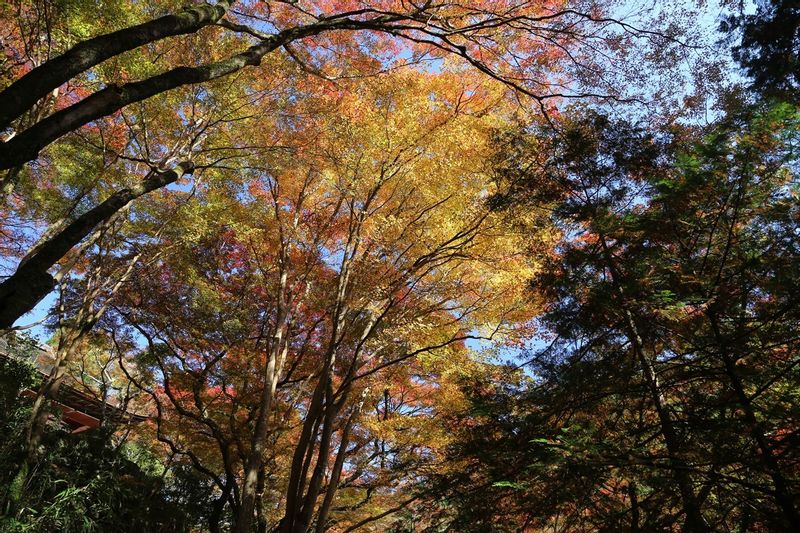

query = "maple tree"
[0, 0, 678, 171]
[98, 69, 541, 531]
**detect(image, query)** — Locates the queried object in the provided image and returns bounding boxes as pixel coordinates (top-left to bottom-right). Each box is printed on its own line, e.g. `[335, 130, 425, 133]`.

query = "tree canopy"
[1, 1, 798, 532]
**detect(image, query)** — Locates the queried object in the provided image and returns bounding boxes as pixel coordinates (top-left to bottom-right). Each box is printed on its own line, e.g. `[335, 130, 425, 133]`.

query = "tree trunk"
[25, 334, 77, 462]
[281, 374, 329, 533]
[256, 466, 268, 533]
[236, 340, 286, 533]
[25, 244, 146, 461]
[209, 482, 234, 533]
[281, 207, 365, 532]
[628, 482, 640, 532]
[236, 232, 292, 530]
[314, 410, 358, 533]
[597, 233, 708, 533]
[296, 380, 345, 532]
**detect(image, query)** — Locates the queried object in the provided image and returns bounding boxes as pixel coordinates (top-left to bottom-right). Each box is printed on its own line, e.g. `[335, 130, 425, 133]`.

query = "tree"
[434, 100, 800, 531]
[0, 3, 754, 531]
[492, 111, 710, 531]
[0, 333, 199, 532]
[103, 69, 541, 532]
[0, 0, 677, 172]
[723, 0, 800, 101]
[0, 36, 294, 330]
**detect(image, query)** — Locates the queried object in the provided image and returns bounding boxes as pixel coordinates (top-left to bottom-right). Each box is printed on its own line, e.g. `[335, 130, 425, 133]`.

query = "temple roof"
[1, 338, 147, 429]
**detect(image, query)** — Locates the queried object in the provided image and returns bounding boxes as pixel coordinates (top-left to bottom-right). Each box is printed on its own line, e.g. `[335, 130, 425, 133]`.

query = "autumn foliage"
[1, 1, 798, 532]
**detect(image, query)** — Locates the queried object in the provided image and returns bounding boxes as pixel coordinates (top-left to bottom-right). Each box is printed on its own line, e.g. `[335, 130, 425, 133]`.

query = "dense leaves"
[0, 335, 205, 532]
[435, 101, 800, 531]
[1, 1, 798, 532]
[724, 0, 800, 101]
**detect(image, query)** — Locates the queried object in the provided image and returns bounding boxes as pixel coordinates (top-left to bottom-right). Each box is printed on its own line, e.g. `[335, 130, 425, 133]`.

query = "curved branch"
[0, 0, 236, 131]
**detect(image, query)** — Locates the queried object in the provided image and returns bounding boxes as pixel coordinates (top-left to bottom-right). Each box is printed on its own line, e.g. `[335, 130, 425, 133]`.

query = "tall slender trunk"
[597, 233, 708, 532]
[281, 370, 330, 533]
[315, 408, 359, 533]
[237, 217, 293, 532]
[628, 482, 640, 532]
[625, 310, 708, 533]
[25, 245, 145, 460]
[25, 330, 82, 462]
[281, 203, 371, 533]
[296, 382, 348, 531]
[256, 466, 268, 533]
[236, 338, 288, 533]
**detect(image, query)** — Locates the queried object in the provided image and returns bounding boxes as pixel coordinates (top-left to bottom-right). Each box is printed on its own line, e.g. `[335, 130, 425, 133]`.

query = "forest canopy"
[0, 0, 799, 532]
